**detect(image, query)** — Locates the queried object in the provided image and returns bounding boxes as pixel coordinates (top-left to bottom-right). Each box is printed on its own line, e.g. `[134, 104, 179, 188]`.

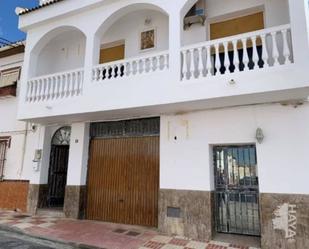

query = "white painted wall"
[66, 122, 89, 186]
[160, 103, 309, 195]
[0, 53, 30, 180]
[25, 124, 66, 184]
[0, 97, 26, 180]
[35, 30, 86, 77]
[102, 9, 169, 59]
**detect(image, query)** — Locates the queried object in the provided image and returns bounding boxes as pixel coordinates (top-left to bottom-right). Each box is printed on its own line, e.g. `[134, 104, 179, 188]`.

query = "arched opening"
[181, 0, 206, 46]
[30, 27, 86, 78]
[95, 4, 169, 65]
[46, 126, 71, 208]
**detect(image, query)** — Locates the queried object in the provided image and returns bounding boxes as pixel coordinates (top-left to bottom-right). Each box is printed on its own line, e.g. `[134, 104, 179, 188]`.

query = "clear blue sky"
[0, 0, 39, 43]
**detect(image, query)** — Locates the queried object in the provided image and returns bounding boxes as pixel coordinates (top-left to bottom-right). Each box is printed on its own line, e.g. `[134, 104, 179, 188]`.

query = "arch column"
[168, 9, 182, 82]
[168, 0, 197, 82]
[288, 0, 309, 65]
[82, 31, 101, 89]
[64, 122, 90, 219]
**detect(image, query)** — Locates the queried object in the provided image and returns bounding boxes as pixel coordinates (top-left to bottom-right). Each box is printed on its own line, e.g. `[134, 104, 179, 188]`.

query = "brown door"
[86, 136, 159, 227]
[100, 44, 125, 64]
[210, 12, 265, 40]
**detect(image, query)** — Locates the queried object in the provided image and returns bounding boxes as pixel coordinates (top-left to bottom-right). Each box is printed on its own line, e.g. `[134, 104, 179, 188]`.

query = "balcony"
[26, 68, 84, 103]
[92, 51, 169, 84]
[17, 0, 309, 122]
[181, 25, 293, 81]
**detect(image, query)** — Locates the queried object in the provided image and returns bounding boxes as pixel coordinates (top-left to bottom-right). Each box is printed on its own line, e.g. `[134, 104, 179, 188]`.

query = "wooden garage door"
[86, 136, 159, 227]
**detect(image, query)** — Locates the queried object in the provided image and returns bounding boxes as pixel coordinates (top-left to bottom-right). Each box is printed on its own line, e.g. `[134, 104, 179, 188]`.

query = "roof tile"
[19, 0, 64, 15]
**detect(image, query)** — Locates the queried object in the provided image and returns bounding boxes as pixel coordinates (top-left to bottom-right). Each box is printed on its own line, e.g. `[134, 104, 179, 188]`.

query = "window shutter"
[0, 67, 21, 88]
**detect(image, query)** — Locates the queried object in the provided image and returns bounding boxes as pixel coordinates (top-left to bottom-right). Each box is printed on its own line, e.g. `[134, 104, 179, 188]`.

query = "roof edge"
[18, 0, 65, 16]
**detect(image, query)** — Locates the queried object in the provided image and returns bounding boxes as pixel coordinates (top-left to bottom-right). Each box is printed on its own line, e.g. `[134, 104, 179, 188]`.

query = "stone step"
[36, 208, 65, 218]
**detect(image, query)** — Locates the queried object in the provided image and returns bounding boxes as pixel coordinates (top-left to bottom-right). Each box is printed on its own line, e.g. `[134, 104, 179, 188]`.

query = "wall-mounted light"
[30, 124, 37, 132]
[256, 128, 264, 144]
[229, 79, 236, 85]
[144, 18, 152, 26]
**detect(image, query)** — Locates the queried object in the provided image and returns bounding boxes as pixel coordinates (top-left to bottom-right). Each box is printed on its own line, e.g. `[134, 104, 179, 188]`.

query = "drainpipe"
[18, 121, 29, 179]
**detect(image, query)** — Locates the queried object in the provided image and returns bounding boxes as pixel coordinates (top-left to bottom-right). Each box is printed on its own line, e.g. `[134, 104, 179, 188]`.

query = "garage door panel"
[86, 136, 159, 227]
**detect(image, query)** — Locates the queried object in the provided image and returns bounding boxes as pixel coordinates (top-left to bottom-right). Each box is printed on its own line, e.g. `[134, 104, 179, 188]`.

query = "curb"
[0, 224, 103, 249]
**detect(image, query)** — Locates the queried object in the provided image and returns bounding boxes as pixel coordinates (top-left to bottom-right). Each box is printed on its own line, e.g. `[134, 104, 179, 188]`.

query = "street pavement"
[0, 210, 261, 249]
[0, 230, 73, 249]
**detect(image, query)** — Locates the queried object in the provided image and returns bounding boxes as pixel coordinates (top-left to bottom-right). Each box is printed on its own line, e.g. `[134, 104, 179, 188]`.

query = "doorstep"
[0, 210, 260, 249]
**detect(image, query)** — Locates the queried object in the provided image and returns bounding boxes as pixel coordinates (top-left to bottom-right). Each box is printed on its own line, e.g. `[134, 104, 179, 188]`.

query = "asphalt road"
[0, 230, 74, 249]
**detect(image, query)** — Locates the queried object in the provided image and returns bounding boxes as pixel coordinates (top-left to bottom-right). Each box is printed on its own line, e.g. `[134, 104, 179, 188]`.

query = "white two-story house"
[15, 0, 309, 248]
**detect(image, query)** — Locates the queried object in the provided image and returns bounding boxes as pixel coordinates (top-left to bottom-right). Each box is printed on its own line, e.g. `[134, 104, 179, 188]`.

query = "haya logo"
[272, 203, 297, 241]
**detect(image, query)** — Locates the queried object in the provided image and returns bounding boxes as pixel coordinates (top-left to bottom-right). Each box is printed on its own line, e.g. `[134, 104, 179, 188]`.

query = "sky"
[0, 0, 39, 44]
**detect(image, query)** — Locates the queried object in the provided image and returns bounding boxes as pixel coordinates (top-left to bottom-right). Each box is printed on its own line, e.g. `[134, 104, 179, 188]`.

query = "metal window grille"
[90, 117, 160, 138]
[0, 140, 8, 181]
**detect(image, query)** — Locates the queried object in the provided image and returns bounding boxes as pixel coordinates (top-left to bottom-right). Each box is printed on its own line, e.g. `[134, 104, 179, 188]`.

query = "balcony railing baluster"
[92, 51, 169, 83]
[25, 68, 84, 103]
[181, 24, 293, 81]
[24, 25, 293, 104]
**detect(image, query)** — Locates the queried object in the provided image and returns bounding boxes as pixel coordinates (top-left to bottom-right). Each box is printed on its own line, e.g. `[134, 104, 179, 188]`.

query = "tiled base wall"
[64, 185, 86, 219]
[260, 193, 309, 249]
[27, 184, 86, 219]
[0, 180, 29, 212]
[27, 184, 48, 214]
[158, 190, 309, 249]
[158, 189, 214, 241]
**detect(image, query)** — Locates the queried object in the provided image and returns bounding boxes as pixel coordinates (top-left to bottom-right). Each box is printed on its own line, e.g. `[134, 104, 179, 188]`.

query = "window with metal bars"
[0, 138, 10, 181]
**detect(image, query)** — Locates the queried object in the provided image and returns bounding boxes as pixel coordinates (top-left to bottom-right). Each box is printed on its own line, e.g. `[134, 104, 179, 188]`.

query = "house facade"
[11, 0, 309, 248]
[0, 42, 31, 212]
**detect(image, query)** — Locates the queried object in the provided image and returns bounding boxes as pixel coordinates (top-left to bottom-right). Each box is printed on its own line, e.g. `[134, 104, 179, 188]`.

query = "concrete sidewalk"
[0, 210, 260, 249]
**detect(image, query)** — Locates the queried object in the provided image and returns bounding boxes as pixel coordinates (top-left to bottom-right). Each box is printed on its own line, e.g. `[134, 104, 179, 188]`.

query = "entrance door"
[213, 145, 260, 236]
[86, 118, 160, 227]
[47, 127, 71, 208]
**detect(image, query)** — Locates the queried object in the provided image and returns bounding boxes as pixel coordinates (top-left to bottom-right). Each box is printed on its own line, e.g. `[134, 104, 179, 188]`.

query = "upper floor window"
[210, 12, 265, 40]
[0, 137, 10, 181]
[0, 67, 20, 97]
[0, 67, 20, 88]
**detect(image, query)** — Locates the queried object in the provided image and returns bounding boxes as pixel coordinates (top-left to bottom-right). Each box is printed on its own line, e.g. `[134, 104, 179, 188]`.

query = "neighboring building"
[0, 42, 30, 212]
[13, 0, 309, 248]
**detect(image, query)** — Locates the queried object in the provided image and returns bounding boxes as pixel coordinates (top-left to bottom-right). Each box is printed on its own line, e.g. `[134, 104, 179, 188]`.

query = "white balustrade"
[26, 68, 84, 102]
[181, 24, 293, 81]
[24, 25, 294, 104]
[92, 51, 169, 83]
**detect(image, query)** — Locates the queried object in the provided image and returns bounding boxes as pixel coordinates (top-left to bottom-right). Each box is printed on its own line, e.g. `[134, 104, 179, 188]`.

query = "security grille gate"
[86, 118, 160, 227]
[47, 127, 71, 207]
[214, 145, 261, 236]
[47, 145, 70, 207]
